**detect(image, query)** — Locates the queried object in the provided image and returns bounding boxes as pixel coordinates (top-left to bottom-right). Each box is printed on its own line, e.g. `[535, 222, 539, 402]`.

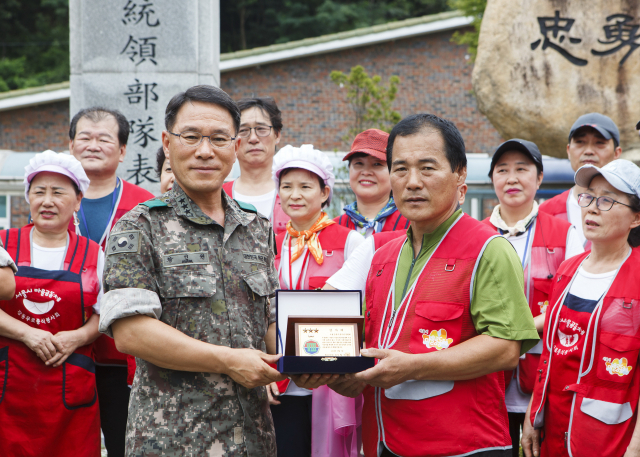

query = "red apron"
[0, 226, 101, 457]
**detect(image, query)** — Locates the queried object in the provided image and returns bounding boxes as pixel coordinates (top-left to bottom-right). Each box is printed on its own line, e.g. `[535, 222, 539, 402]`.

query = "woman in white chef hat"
[0, 150, 103, 457]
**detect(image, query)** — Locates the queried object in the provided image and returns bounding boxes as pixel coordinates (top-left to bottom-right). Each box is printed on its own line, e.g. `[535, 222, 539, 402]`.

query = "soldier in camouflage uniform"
[99, 85, 285, 457]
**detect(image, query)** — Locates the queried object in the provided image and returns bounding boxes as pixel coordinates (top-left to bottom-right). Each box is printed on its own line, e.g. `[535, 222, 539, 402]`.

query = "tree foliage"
[0, 0, 69, 92]
[220, 0, 451, 52]
[0, 0, 452, 92]
[330, 65, 401, 145]
[448, 0, 486, 60]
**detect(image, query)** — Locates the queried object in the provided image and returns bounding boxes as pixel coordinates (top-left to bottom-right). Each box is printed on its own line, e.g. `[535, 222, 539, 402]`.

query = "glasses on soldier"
[168, 131, 236, 149]
[577, 193, 633, 211]
[237, 126, 273, 138]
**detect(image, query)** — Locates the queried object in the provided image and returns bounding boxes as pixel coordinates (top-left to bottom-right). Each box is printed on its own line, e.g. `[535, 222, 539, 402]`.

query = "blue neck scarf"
[343, 197, 398, 233]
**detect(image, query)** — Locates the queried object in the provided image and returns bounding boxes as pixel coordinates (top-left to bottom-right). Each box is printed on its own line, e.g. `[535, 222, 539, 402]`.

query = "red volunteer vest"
[274, 223, 351, 393]
[334, 210, 410, 233]
[539, 189, 570, 221]
[531, 248, 640, 457]
[483, 212, 571, 393]
[363, 214, 510, 457]
[372, 230, 407, 251]
[87, 179, 153, 366]
[0, 226, 101, 457]
[223, 180, 288, 235]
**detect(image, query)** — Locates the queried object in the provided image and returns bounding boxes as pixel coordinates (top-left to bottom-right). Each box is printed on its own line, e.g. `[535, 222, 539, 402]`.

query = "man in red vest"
[539, 113, 621, 248]
[69, 107, 154, 457]
[323, 114, 540, 457]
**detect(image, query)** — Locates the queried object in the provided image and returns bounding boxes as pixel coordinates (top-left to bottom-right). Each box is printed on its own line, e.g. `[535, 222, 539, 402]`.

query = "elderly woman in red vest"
[269, 144, 365, 457]
[482, 139, 584, 457]
[334, 129, 409, 236]
[522, 159, 640, 457]
[0, 150, 103, 457]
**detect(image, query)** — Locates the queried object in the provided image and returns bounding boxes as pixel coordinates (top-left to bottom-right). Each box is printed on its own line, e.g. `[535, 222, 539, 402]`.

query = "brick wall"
[0, 29, 504, 154]
[10, 195, 30, 228]
[222, 30, 504, 154]
[0, 101, 70, 152]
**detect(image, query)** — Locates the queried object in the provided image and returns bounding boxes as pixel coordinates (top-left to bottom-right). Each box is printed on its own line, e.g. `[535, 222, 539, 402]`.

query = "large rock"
[473, 0, 640, 158]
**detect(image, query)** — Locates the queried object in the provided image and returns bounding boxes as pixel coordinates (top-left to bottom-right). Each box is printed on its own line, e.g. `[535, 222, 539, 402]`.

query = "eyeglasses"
[168, 131, 235, 149]
[577, 193, 633, 211]
[237, 126, 273, 138]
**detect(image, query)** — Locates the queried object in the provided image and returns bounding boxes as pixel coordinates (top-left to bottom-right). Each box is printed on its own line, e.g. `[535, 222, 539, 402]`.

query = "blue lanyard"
[78, 177, 120, 241]
[521, 226, 533, 269]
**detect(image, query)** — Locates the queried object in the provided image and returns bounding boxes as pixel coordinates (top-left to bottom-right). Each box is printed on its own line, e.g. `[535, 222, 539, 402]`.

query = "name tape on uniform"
[242, 251, 268, 265]
[107, 230, 141, 255]
[163, 251, 210, 268]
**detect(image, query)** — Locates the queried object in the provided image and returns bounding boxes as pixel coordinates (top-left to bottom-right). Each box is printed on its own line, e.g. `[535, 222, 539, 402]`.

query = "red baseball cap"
[342, 129, 389, 162]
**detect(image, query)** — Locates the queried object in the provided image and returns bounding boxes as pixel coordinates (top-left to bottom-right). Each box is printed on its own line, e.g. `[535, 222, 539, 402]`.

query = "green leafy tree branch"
[330, 65, 401, 146]
[448, 0, 486, 60]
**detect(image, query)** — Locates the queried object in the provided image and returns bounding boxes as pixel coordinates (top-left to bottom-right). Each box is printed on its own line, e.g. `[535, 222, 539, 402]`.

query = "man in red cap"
[334, 129, 409, 236]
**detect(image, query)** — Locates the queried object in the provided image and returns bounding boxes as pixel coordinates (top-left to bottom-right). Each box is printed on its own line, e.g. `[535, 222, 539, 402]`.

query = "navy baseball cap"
[569, 113, 620, 147]
[489, 139, 543, 177]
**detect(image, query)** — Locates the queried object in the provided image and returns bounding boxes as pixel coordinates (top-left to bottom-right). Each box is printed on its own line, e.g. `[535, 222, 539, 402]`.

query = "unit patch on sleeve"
[242, 251, 267, 265]
[162, 251, 210, 267]
[107, 230, 141, 255]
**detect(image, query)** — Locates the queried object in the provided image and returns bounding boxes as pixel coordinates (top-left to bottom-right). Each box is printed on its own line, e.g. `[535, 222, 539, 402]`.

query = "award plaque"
[295, 323, 359, 357]
[275, 290, 375, 375]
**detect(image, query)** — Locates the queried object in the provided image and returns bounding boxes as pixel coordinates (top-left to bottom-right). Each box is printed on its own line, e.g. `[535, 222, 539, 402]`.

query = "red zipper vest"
[223, 180, 288, 235]
[0, 226, 101, 457]
[274, 223, 351, 393]
[334, 210, 410, 233]
[89, 179, 153, 366]
[539, 190, 570, 221]
[483, 211, 571, 393]
[363, 214, 510, 457]
[531, 248, 640, 457]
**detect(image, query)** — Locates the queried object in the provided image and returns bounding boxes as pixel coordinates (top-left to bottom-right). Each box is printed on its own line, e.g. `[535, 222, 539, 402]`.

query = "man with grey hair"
[69, 106, 153, 457]
[99, 85, 284, 456]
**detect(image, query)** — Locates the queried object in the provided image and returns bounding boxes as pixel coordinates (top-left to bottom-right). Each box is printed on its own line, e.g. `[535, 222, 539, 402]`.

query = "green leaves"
[448, 0, 486, 61]
[0, 0, 69, 92]
[330, 65, 401, 145]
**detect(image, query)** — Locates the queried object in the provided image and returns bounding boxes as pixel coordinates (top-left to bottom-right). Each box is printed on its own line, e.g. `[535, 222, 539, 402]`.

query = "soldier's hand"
[349, 348, 412, 389]
[223, 349, 286, 389]
[328, 375, 366, 398]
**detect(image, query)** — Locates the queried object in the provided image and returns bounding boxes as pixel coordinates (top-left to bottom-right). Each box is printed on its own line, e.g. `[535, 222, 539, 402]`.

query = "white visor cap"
[272, 144, 335, 204]
[24, 150, 90, 203]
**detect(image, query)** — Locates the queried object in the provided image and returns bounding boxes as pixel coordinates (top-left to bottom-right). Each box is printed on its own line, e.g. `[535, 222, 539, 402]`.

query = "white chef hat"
[23, 150, 90, 203]
[272, 144, 335, 204]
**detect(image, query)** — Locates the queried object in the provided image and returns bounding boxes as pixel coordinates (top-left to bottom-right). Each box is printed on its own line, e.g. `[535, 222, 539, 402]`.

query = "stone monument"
[473, 0, 640, 159]
[70, 0, 220, 194]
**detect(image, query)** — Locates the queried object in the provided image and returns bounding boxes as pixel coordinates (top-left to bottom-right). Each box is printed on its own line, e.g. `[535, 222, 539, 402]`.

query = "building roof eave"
[0, 82, 71, 113]
[220, 13, 472, 72]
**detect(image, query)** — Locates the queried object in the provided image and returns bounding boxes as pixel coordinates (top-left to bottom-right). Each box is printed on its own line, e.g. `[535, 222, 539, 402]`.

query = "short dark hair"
[165, 85, 240, 134]
[237, 97, 283, 134]
[69, 107, 129, 146]
[279, 167, 329, 208]
[627, 193, 640, 248]
[387, 114, 467, 174]
[155, 146, 166, 178]
[347, 152, 369, 167]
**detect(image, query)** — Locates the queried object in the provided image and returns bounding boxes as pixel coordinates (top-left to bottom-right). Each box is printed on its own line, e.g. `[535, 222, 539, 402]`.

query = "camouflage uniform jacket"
[101, 183, 279, 457]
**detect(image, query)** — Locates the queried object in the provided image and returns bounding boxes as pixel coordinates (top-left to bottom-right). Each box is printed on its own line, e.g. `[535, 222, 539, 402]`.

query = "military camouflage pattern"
[103, 183, 280, 457]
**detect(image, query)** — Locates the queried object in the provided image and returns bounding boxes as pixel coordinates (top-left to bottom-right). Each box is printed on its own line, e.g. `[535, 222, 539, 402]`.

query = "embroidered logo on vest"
[539, 300, 549, 314]
[420, 329, 453, 350]
[605, 357, 633, 377]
